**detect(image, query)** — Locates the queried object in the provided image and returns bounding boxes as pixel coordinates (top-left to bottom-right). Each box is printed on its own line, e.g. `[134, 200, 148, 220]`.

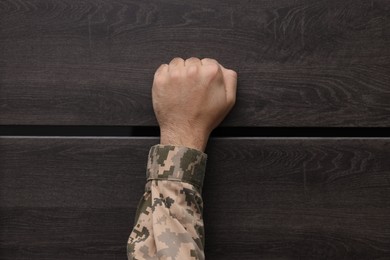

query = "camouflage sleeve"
[127, 144, 207, 260]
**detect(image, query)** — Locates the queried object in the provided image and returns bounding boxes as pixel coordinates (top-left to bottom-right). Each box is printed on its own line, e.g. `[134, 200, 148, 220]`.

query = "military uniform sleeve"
[127, 144, 207, 260]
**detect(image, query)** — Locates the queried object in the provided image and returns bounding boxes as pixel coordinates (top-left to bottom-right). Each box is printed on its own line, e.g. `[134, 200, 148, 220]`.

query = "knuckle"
[153, 73, 166, 87]
[205, 63, 220, 77]
[228, 69, 238, 79]
[170, 57, 183, 64]
[187, 65, 199, 77]
[185, 57, 201, 67]
[202, 58, 218, 64]
[154, 64, 167, 76]
[169, 69, 182, 80]
[187, 57, 199, 62]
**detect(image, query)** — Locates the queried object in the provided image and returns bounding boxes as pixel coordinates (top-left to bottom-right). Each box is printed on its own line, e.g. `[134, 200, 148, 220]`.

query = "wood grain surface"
[1, 137, 390, 259]
[1, 0, 390, 126]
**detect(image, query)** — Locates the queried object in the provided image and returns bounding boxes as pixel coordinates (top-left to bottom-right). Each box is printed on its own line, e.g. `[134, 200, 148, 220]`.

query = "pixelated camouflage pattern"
[146, 145, 207, 192]
[127, 145, 207, 260]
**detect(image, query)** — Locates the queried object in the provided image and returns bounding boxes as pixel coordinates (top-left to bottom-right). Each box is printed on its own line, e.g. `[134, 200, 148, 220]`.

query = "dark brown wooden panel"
[1, 207, 131, 260]
[0, 137, 155, 207]
[0, 137, 156, 259]
[1, 137, 390, 259]
[1, 0, 389, 126]
[204, 138, 390, 259]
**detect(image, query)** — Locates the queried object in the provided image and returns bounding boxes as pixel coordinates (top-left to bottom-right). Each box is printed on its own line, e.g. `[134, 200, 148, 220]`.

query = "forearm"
[127, 145, 207, 260]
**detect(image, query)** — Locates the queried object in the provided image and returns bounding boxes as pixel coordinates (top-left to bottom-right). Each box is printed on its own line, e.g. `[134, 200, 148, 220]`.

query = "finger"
[223, 68, 238, 80]
[219, 63, 237, 80]
[223, 69, 238, 106]
[154, 63, 168, 77]
[185, 57, 202, 67]
[168, 57, 185, 70]
[201, 58, 219, 66]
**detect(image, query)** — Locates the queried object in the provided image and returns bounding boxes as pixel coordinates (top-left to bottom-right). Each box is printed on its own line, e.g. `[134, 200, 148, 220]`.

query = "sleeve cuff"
[146, 144, 207, 190]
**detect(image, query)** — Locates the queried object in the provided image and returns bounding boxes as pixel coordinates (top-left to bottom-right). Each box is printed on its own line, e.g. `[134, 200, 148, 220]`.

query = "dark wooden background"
[1, 0, 390, 259]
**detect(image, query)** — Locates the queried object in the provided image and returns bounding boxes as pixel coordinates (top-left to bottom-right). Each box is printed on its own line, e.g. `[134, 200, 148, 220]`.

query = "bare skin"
[152, 57, 238, 152]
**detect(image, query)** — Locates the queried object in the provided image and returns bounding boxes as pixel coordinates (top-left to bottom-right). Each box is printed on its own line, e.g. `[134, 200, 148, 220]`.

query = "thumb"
[222, 68, 238, 106]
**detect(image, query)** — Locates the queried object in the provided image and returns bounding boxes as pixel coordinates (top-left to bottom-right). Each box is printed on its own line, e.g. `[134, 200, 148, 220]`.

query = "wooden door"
[1, 0, 390, 259]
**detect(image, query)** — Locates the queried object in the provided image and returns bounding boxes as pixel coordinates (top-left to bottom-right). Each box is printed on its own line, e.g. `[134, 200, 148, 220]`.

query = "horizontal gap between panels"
[0, 125, 389, 137]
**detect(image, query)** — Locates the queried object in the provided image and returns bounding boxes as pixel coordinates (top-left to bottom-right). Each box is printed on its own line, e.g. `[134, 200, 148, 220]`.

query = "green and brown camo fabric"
[127, 144, 207, 260]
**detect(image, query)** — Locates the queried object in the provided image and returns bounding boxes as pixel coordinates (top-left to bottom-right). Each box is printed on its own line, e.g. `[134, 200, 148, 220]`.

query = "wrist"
[160, 128, 209, 152]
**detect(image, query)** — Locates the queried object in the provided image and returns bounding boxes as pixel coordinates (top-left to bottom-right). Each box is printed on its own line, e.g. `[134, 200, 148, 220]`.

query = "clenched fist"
[152, 57, 237, 152]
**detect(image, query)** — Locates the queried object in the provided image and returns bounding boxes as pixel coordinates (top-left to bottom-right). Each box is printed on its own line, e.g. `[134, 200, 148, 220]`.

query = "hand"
[152, 57, 237, 152]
